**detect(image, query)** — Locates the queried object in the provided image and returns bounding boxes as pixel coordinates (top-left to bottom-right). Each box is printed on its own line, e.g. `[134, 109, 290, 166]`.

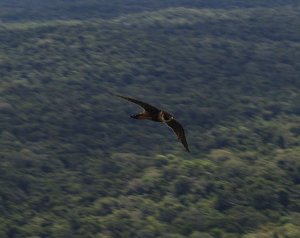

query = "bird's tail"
[130, 114, 141, 119]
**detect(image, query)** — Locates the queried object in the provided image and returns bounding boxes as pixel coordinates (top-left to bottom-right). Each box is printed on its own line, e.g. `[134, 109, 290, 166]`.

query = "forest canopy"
[0, 1, 300, 237]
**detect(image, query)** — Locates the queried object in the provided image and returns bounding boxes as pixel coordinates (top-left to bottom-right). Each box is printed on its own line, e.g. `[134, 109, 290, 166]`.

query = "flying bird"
[116, 94, 190, 152]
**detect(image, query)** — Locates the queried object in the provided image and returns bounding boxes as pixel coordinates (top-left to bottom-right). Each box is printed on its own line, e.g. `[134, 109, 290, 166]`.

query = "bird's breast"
[157, 111, 165, 122]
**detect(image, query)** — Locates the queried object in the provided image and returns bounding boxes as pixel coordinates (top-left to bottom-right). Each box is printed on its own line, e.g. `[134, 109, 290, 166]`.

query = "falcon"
[116, 94, 190, 152]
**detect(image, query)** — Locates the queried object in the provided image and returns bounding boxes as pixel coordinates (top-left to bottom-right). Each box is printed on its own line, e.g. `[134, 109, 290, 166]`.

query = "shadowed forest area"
[0, 0, 300, 237]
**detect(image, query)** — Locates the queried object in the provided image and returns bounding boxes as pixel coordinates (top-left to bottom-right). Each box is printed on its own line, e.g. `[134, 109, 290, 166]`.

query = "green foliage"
[0, 0, 298, 22]
[0, 1, 300, 237]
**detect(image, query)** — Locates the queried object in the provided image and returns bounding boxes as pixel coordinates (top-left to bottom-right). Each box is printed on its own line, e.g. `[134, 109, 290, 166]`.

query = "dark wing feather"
[115, 94, 160, 113]
[166, 119, 190, 152]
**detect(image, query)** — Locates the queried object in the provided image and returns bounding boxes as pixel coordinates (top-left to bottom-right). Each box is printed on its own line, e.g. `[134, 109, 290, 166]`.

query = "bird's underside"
[115, 94, 190, 152]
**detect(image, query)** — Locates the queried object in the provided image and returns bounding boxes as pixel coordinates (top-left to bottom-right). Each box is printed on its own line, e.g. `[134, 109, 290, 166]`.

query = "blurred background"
[0, 0, 300, 237]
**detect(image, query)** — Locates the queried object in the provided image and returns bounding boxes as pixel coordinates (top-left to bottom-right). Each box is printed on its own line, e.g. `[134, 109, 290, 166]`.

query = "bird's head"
[162, 111, 174, 122]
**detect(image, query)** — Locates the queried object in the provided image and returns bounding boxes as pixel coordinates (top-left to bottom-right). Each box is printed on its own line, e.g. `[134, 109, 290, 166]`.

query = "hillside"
[0, 4, 300, 238]
[0, 0, 299, 22]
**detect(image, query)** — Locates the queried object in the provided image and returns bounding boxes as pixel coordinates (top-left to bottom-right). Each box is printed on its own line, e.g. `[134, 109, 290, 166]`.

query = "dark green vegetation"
[1, 1, 300, 237]
[0, 0, 299, 22]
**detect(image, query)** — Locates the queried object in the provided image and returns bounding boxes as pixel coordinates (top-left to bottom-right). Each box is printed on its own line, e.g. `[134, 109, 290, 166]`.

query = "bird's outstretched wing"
[166, 119, 190, 152]
[115, 94, 160, 113]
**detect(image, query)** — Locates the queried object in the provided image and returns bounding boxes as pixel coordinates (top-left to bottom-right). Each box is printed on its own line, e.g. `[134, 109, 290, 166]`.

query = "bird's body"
[131, 109, 173, 122]
[115, 94, 190, 152]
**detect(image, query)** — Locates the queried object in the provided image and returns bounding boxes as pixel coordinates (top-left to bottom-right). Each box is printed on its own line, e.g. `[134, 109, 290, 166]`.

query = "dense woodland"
[0, 0, 299, 22]
[0, 0, 300, 237]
